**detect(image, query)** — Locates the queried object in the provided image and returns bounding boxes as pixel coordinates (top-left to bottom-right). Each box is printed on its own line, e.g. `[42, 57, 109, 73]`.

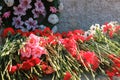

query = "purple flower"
[35, 0, 45, 12]
[34, 1, 46, 16]
[32, 9, 40, 18]
[20, 0, 32, 9]
[25, 18, 38, 30]
[13, 5, 26, 16]
[32, 9, 46, 18]
[12, 17, 24, 29]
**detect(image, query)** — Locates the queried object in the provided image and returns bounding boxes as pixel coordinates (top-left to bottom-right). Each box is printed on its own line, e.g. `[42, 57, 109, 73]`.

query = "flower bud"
[4, 0, 14, 7]
[48, 14, 59, 24]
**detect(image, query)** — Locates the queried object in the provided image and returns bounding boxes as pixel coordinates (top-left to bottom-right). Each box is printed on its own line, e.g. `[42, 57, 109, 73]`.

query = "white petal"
[48, 14, 59, 24]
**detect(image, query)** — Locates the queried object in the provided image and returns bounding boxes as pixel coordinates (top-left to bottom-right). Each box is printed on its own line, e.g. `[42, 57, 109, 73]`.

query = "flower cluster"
[0, 21, 120, 80]
[13, 0, 46, 30]
[8, 57, 41, 74]
[1, 27, 52, 38]
[105, 54, 120, 80]
[60, 38, 78, 57]
[20, 34, 47, 58]
[77, 51, 99, 71]
[0, 0, 63, 31]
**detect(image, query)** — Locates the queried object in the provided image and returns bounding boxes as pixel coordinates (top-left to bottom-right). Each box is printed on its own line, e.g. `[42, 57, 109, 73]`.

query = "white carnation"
[48, 14, 59, 24]
[90, 24, 100, 30]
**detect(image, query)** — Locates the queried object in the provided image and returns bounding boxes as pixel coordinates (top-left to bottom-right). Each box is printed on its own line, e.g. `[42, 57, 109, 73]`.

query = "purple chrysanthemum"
[32, 9, 40, 18]
[32, 9, 46, 18]
[34, 0, 46, 17]
[25, 18, 38, 30]
[12, 17, 24, 29]
[35, 0, 45, 12]
[13, 5, 26, 16]
[20, 0, 32, 9]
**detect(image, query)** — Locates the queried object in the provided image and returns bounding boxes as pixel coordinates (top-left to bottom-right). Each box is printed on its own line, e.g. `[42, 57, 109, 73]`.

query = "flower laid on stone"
[0, 22, 120, 80]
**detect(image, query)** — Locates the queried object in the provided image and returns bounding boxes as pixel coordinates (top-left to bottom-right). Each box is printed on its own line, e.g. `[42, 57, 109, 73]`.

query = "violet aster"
[25, 18, 38, 30]
[20, 0, 32, 9]
[13, 5, 26, 16]
[32, 9, 40, 18]
[32, 8, 46, 18]
[35, 0, 45, 12]
[12, 17, 24, 29]
[38, 9, 46, 16]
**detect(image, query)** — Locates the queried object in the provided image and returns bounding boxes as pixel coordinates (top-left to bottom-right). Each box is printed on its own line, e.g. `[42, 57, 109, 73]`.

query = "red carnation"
[66, 31, 74, 38]
[85, 35, 93, 41]
[41, 64, 48, 70]
[73, 29, 84, 35]
[21, 60, 34, 70]
[109, 30, 114, 38]
[78, 51, 99, 70]
[29, 57, 41, 65]
[47, 35, 58, 45]
[7, 65, 18, 74]
[103, 23, 112, 33]
[41, 62, 55, 74]
[61, 38, 77, 58]
[63, 71, 72, 80]
[61, 32, 67, 38]
[16, 29, 23, 35]
[2, 27, 15, 37]
[115, 26, 120, 33]
[21, 31, 29, 37]
[33, 29, 42, 36]
[42, 27, 52, 37]
[54, 32, 62, 39]
[21, 57, 40, 70]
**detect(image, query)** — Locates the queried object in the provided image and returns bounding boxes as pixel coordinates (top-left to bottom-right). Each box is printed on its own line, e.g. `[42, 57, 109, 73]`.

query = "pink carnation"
[31, 46, 46, 58]
[50, 6, 58, 13]
[20, 44, 32, 58]
[2, 11, 11, 18]
[27, 34, 40, 48]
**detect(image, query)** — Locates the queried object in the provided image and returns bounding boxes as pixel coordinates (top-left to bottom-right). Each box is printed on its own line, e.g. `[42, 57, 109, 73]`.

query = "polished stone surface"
[58, 0, 120, 32]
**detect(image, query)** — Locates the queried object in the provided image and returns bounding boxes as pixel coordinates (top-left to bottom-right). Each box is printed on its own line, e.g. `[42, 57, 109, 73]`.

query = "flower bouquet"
[0, 0, 62, 31]
[0, 21, 120, 80]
